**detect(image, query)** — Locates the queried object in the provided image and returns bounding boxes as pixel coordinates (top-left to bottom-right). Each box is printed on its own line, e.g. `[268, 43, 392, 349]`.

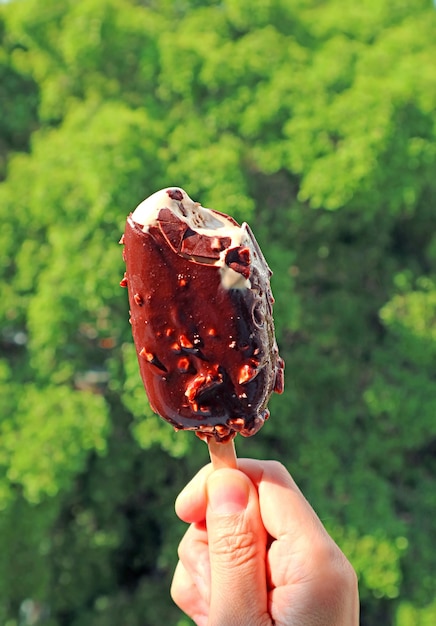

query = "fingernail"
[207, 469, 250, 515]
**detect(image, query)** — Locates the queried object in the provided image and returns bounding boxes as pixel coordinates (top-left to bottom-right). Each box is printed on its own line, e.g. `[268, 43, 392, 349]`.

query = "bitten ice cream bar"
[120, 187, 284, 451]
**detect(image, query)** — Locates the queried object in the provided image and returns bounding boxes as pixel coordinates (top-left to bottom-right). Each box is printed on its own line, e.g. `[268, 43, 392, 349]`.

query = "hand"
[171, 459, 359, 626]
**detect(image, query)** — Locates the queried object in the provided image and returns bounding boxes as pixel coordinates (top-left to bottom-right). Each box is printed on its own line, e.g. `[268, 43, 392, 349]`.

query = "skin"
[171, 459, 359, 626]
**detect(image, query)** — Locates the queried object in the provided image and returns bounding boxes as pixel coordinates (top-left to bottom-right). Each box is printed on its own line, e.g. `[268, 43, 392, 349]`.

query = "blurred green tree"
[1, 0, 435, 624]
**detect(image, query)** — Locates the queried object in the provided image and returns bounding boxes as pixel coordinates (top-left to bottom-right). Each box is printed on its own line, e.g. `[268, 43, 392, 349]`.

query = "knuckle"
[170, 577, 181, 606]
[265, 459, 288, 476]
[177, 532, 190, 563]
[311, 538, 358, 604]
[211, 523, 258, 568]
[170, 562, 187, 607]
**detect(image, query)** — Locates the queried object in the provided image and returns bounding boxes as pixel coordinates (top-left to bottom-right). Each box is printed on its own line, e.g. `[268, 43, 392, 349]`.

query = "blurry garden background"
[1, 0, 436, 624]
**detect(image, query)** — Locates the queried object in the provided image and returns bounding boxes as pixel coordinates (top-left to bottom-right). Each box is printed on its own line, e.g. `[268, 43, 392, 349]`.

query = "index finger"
[238, 459, 329, 542]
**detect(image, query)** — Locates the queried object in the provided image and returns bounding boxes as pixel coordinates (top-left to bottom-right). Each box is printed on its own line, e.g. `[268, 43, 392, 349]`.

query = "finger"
[171, 560, 209, 626]
[267, 540, 360, 626]
[177, 522, 210, 604]
[175, 463, 213, 523]
[205, 468, 270, 625]
[247, 461, 360, 624]
[238, 459, 328, 540]
[246, 461, 334, 593]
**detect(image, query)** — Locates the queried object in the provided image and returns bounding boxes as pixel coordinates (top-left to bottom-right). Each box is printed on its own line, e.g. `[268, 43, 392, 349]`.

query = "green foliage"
[0, 12, 38, 179]
[120, 343, 192, 457]
[1, 382, 108, 504]
[396, 599, 436, 626]
[330, 526, 408, 600]
[1, 0, 436, 624]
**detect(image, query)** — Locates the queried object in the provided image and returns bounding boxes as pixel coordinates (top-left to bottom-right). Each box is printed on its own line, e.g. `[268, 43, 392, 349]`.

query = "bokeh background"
[1, 0, 436, 624]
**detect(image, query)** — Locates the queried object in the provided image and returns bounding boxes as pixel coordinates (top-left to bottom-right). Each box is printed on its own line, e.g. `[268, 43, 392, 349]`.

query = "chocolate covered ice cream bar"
[121, 187, 284, 443]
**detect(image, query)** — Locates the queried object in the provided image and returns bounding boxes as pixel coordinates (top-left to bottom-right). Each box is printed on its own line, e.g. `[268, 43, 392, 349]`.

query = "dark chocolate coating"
[122, 198, 284, 442]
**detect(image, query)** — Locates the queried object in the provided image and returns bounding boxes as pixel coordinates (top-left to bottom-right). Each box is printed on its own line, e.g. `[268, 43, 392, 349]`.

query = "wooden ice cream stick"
[208, 438, 237, 469]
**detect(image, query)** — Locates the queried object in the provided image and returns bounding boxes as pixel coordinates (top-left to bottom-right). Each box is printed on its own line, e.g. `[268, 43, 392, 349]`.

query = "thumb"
[206, 468, 268, 626]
